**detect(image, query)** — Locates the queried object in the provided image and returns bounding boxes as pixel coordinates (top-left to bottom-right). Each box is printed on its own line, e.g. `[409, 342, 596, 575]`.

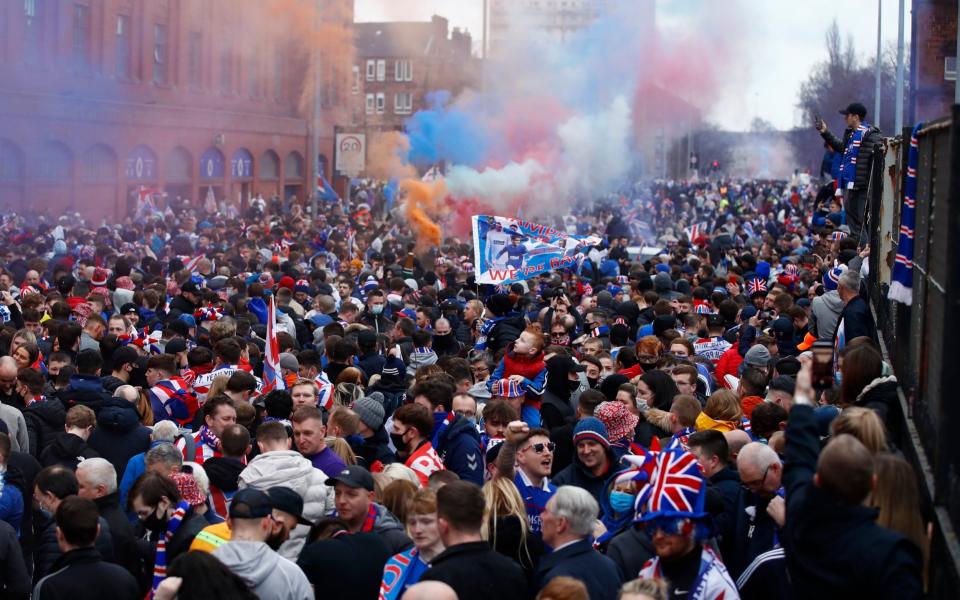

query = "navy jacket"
[782, 404, 922, 598]
[552, 448, 618, 508]
[32, 547, 138, 600]
[535, 538, 623, 600]
[433, 413, 483, 484]
[833, 296, 877, 346]
[88, 398, 151, 480]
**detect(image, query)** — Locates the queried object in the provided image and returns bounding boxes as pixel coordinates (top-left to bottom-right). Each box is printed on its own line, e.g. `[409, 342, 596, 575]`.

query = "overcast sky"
[354, 0, 911, 131]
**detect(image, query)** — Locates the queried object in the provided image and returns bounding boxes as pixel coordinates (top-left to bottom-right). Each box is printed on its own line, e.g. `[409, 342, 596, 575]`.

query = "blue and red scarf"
[151, 500, 189, 596]
[838, 123, 870, 190]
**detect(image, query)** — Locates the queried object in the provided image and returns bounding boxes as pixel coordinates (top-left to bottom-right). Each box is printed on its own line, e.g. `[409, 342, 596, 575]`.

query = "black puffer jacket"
[88, 398, 151, 480]
[487, 316, 526, 356]
[853, 375, 903, 448]
[24, 399, 65, 460]
[821, 125, 884, 191]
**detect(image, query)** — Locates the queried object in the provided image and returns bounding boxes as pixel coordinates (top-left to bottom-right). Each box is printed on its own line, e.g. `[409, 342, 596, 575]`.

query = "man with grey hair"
[724, 442, 785, 581]
[118, 420, 181, 508]
[834, 267, 877, 348]
[536, 486, 623, 600]
[76, 457, 140, 579]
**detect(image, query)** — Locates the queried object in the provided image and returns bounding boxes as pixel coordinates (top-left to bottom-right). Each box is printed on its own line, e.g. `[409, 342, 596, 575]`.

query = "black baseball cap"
[181, 281, 200, 294]
[267, 487, 312, 526]
[839, 102, 867, 118]
[229, 488, 272, 519]
[327, 465, 375, 492]
[120, 303, 139, 316]
[164, 338, 187, 355]
[706, 313, 725, 327]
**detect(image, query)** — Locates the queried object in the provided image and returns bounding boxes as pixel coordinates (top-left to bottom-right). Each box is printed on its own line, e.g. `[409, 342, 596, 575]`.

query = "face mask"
[37, 500, 53, 522]
[639, 362, 657, 371]
[371, 304, 384, 315]
[141, 507, 168, 533]
[609, 491, 636, 514]
[587, 377, 599, 389]
[568, 379, 581, 391]
[390, 432, 407, 451]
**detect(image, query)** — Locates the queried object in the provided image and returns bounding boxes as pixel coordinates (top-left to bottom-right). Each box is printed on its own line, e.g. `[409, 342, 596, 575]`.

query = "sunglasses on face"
[644, 517, 692, 536]
[523, 442, 556, 454]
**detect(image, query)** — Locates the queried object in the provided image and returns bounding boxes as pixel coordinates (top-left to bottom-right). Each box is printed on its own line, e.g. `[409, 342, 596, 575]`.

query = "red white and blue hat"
[491, 378, 524, 398]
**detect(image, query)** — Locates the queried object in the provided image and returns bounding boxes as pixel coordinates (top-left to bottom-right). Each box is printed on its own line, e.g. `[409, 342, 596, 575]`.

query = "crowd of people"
[0, 106, 927, 600]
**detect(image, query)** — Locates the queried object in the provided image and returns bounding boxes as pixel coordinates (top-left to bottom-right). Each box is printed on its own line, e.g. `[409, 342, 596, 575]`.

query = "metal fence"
[866, 107, 960, 598]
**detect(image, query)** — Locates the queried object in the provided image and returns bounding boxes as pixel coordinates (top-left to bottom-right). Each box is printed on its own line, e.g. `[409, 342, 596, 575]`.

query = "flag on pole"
[262, 295, 284, 394]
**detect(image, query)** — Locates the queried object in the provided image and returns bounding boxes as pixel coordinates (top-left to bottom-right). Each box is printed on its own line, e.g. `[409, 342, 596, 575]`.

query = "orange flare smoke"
[400, 179, 447, 248]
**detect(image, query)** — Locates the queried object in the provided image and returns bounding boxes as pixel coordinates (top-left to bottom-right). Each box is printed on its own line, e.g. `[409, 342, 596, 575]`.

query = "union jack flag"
[149, 377, 198, 425]
[830, 231, 848, 241]
[261, 295, 284, 394]
[315, 371, 335, 411]
[179, 255, 204, 275]
[746, 278, 767, 295]
[639, 448, 706, 520]
[684, 223, 701, 242]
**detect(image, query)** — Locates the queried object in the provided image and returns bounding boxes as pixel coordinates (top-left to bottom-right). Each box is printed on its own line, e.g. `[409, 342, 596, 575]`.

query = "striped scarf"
[152, 500, 189, 595]
[839, 123, 869, 190]
[889, 122, 922, 305]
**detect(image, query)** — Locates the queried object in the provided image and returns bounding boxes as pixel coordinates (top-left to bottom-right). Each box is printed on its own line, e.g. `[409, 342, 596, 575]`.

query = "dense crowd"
[0, 115, 927, 600]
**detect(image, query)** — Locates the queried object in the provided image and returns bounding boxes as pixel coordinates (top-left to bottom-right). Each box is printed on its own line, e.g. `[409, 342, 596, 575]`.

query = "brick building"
[0, 0, 352, 220]
[911, 0, 957, 123]
[353, 16, 477, 141]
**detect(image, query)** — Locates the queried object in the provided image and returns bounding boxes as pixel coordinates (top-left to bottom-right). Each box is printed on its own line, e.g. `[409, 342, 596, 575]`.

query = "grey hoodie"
[809, 290, 844, 342]
[371, 503, 413, 554]
[214, 541, 313, 600]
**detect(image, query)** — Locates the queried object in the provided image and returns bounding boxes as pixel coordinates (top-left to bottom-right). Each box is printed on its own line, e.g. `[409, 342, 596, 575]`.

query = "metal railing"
[866, 107, 960, 598]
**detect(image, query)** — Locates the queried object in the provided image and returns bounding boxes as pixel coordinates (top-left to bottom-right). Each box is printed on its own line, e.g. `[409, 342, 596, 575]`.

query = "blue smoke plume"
[404, 91, 490, 169]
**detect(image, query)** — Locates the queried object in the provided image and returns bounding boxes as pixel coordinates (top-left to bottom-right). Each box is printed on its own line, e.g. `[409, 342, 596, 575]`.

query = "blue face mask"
[609, 491, 636, 514]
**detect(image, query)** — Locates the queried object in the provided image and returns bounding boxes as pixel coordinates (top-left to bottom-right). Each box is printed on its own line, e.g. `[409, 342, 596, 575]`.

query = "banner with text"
[472, 215, 602, 284]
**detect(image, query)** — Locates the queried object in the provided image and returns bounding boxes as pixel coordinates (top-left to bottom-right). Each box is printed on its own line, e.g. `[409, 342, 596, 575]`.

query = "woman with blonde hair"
[482, 475, 544, 575]
[829, 407, 888, 453]
[619, 578, 668, 600]
[205, 374, 231, 401]
[869, 453, 930, 591]
[695, 389, 743, 433]
[324, 436, 357, 466]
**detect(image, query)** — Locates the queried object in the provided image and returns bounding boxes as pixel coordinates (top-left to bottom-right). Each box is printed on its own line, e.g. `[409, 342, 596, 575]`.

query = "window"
[365, 93, 374, 115]
[351, 65, 360, 94]
[274, 48, 285, 100]
[115, 15, 131, 78]
[72, 4, 90, 71]
[394, 60, 413, 82]
[365, 60, 375, 81]
[188, 33, 202, 87]
[376, 59, 385, 81]
[394, 92, 413, 114]
[220, 47, 232, 93]
[24, 0, 43, 64]
[247, 51, 259, 98]
[375, 92, 385, 114]
[152, 24, 167, 85]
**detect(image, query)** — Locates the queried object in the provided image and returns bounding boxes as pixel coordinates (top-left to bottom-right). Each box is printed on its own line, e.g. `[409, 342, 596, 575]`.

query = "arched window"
[0, 140, 24, 182]
[36, 141, 72, 182]
[259, 150, 279, 180]
[284, 151, 303, 179]
[167, 146, 193, 183]
[82, 144, 118, 182]
[126, 145, 158, 181]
